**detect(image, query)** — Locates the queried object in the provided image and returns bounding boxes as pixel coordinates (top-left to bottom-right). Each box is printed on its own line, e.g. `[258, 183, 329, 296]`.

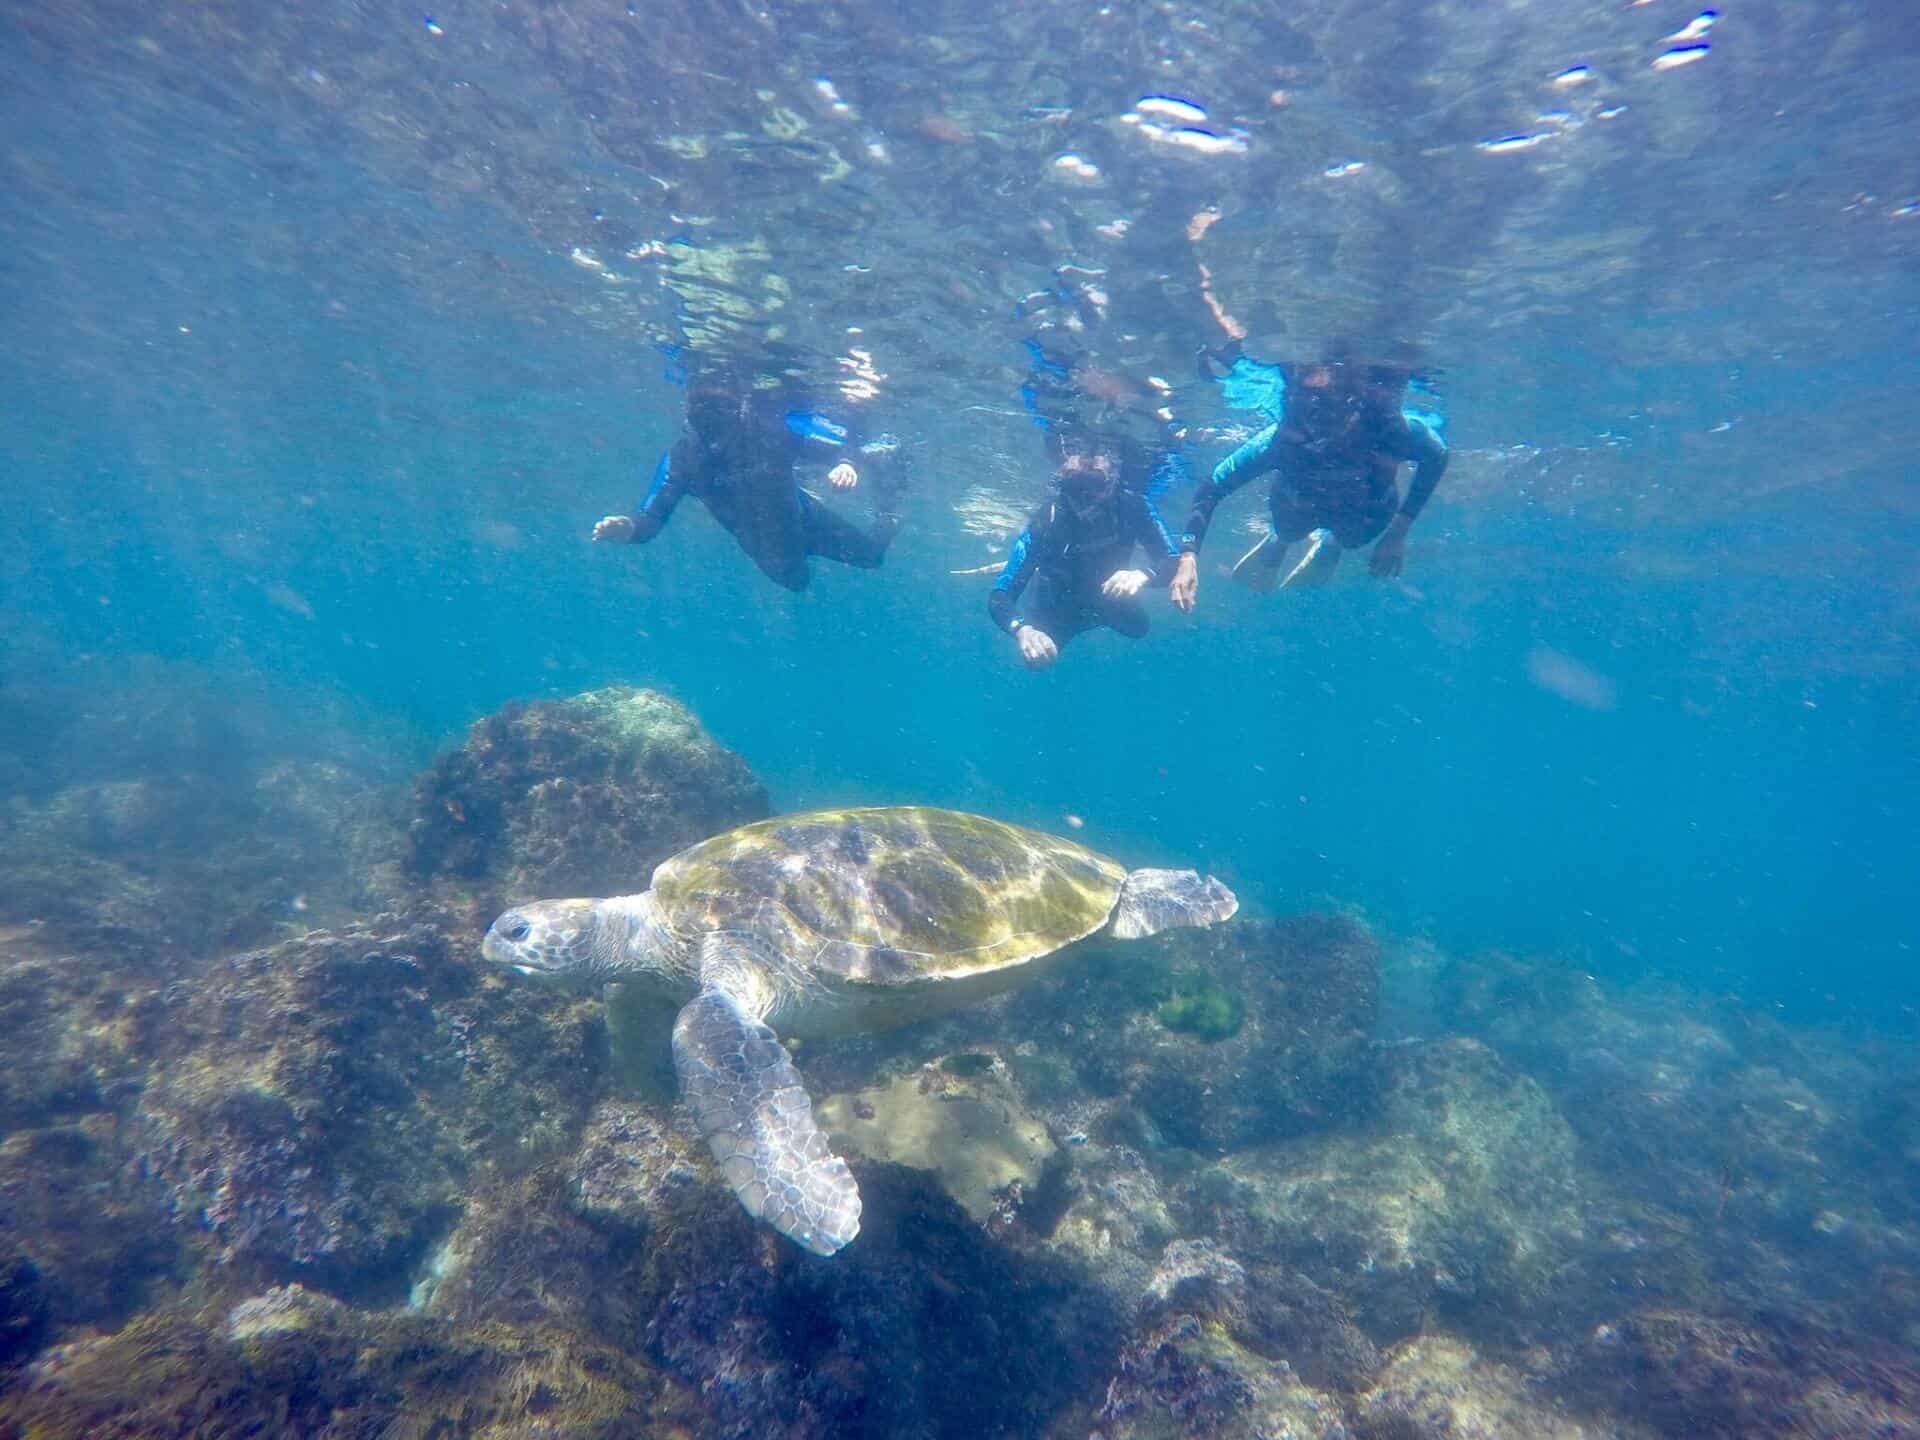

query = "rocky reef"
[1, 683, 1917, 1439]
[404, 684, 772, 923]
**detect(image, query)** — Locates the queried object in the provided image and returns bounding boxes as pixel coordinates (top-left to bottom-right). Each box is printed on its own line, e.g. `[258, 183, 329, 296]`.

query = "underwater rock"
[0, 1247, 49, 1369]
[1134, 1238, 1382, 1393]
[129, 916, 605, 1300]
[1561, 1307, 1920, 1438]
[1432, 950, 1920, 1337]
[0, 1284, 700, 1438]
[0, 1120, 179, 1331]
[1093, 1308, 1352, 1440]
[0, 759, 398, 955]
[567, 1096, 718, 1236]
[1199, 1038, 1586, 1347]
[1353, 1334, 1627, 1440]
[636, 1157, 1118, 1440]
[1077, 914, 1382, 1155]
[404, 684, 771, 920]
[817, 1056, 1059, 1227]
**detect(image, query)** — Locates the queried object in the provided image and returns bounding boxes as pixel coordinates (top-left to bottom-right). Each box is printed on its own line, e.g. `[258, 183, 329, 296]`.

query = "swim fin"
[1231, 533, 1286, 594]
[1279, 529, 1341, 589]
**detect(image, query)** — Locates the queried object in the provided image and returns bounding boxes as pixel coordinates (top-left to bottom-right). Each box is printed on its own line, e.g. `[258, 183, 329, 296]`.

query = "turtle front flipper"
[671, 987, 862, 1256]
[1110, 867, 1239, 938]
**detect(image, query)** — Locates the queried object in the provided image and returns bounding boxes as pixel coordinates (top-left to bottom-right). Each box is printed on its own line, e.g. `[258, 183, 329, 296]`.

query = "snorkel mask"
[1057, 450, 1120, 517]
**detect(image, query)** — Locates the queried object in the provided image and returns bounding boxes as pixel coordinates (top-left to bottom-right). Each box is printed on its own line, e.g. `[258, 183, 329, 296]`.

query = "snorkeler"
[989, 445, 1183, 669]
[592, 367, 904, 592]
[1168, 356, 1447, 607]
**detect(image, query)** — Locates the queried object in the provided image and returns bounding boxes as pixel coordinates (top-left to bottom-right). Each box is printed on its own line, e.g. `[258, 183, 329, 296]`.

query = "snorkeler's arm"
[1395, 415, 1449, 523]
[629, 448, 691, 542]
[1180, 423, 1278, 553]
[987, 505, 1051, 636]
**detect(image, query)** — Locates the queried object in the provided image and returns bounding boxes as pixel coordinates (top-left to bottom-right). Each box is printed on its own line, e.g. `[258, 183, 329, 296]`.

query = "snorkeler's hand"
[1169, 553, 1199, 612]
[1101, 568, 1150, 599]
[1369, 513, 1412, 578]
[1015, 625, 1058, 668]
[593, 515, 637, 544]
[828, 462, 859, 490]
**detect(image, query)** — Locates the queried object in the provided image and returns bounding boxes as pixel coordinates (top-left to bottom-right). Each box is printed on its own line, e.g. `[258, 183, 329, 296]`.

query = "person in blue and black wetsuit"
[989, 443, 1183, 669]
[592, 367, 904, 591]
[1168, 357, 1447, 609]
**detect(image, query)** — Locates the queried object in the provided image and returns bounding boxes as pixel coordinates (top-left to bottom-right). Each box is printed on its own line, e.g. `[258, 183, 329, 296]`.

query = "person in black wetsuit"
[988, 443, 1183, 669]
[591, 368, 904, 591]
[1168, 357, 1447, 608]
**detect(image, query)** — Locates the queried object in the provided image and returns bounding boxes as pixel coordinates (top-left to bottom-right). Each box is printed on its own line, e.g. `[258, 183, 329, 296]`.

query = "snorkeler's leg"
[1234, 483, 1315, 593]
[1328, 482, 1397, 551]
[1022, 575, 1098, 656]
[720, 484, 812, 591]
[799, 490, 890, 569]
[1278, 531, 1342, 589]
[1094, 594, 1152, 639]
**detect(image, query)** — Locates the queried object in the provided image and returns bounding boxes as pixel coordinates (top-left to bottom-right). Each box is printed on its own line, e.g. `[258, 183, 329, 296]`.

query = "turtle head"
[482, 899, 609, 986]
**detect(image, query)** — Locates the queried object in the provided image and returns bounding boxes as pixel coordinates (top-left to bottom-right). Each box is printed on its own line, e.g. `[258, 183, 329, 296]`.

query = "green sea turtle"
[480, 805, 1236, 1256]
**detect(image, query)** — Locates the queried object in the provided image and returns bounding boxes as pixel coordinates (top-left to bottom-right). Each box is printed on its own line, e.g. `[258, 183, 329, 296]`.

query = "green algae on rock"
[1155, 970, 1246, 1042]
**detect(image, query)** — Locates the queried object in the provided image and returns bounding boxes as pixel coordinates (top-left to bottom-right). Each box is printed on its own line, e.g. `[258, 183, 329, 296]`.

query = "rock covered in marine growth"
[0, 1282, 702, 1438]
[1560, 1307, 1920, 1438]
[404, 685, 770, 919]
[0, 762, 396, 956]
[1196, 1037, 1587, 1347]
[129, 917, 606, 1300]
[1088, 913, 1383, 1154]
[1431, 949, 1920, 1342]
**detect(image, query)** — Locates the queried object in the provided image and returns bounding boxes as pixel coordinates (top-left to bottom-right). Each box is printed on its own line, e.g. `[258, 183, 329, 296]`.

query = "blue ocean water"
[3, 1, 1919, 1432]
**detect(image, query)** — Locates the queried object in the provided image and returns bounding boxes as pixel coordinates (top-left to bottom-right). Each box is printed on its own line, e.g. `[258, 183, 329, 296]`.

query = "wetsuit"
[628, 406, 902, 592]
[1180, 405, 1447, 556]
[989, 488, 1182, 647]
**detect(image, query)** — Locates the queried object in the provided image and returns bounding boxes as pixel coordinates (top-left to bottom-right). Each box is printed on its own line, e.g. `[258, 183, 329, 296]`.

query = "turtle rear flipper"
[1110, 868, 1238, 939]
[672, 984, 862, 1257]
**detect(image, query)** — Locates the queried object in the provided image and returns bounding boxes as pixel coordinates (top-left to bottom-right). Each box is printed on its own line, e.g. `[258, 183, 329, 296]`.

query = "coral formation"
[816, 1059, 1058, 1225]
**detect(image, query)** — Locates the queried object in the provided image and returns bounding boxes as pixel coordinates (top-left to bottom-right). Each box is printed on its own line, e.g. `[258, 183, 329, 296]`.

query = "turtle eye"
[505, 921, 531, 943]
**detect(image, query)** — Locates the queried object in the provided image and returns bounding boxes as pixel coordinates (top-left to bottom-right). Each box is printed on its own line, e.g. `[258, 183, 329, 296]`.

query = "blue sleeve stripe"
[784, 409, 850, 446]
[640, 452, 672, 509]
[993, 529, 1034, 591]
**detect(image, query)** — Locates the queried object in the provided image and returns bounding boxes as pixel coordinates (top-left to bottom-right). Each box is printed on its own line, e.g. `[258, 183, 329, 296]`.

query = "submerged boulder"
[1561, 1307, 1920, 1438]
[1200, 1038, 1587, 1346]
[404, 685, 771, 919]
[1047, 913, 1382, 1156]
[0, 1284, 701, 1439]
[129, 917, 604, 1301]
[1353, 1334, 1629, 1440]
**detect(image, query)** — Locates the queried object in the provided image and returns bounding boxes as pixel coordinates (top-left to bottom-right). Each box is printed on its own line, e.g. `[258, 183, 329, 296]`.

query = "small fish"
[264, 583, 316, 620]
[1134, 95, 1209, 125]
[1651, 44, 1711, 71]
[423, 15, 443, 35]
[1668, 11, 1717, 42]
[1477, 133, 1549, 154]
[1551, 65, 1594, 88]
[1062, 813, 1085, 830]
[444, 797, 467, 824]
